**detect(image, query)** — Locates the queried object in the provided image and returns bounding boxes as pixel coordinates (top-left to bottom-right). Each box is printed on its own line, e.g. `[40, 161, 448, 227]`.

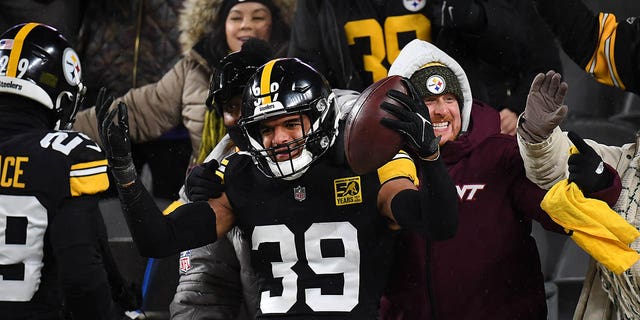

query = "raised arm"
[536, 0, 640, 93]
[95, 96, 232, 258]
[377, 79, 458, 240]
[516, 71, 571, 189]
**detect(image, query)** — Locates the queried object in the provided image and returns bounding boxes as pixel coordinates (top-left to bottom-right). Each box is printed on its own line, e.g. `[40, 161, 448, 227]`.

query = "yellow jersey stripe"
[260, 59, 277, 104]
[586, 13, 625, 90]
[70, 173, 109, 196]
[377, 150, 419, 186]
[7, 23, 39, 77]
[163, 200, 184, 216]
[71, 159, 108, 170]
[216, 158, 229, 183]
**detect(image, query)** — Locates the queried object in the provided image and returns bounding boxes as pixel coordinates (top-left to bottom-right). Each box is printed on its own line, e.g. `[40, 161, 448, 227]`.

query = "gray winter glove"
[518, 70, 569, 143]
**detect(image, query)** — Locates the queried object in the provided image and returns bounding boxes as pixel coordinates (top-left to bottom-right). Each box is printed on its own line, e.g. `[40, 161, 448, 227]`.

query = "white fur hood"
[388, 39, 473, 133]
[177, 0, 296, 53]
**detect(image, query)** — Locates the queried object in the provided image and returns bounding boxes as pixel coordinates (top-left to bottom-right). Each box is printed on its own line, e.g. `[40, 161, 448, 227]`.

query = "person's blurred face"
[225, 2, 272, 52]
[222, 95, 242, 127]
[423, 93, 461, 145]
[259, 114, 310, 162]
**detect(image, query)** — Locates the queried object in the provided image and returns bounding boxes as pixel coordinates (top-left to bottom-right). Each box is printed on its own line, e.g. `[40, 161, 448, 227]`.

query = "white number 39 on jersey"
[252, 222, 360, 314]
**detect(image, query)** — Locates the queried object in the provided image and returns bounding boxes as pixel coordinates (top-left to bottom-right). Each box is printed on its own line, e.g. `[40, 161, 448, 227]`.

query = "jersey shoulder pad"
[216, 152, 249, 183]
[42, 130, 109, 196]
[62, 131, 105, 163]
[376, 150, 418, 186]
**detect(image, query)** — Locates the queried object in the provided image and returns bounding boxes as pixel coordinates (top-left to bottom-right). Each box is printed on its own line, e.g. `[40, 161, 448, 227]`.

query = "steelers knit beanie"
[409, 62, 464, 107]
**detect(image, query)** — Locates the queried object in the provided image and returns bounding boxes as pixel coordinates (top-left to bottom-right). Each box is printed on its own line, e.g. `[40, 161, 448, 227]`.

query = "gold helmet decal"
[0, 22, 86, 129]
[5, 23, 39, 78]
[252, 58, 285, 115]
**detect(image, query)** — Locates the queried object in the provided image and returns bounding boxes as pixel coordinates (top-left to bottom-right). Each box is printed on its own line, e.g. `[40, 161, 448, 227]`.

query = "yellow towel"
[541, 179, 640, 274]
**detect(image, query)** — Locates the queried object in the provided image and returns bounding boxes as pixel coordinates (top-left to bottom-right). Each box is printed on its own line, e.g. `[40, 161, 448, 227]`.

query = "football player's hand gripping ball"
[185, 159, 224, 202]
[567, 131, 613, 195]
[380, 77, 440, 159]
[96, 87, 137, 186]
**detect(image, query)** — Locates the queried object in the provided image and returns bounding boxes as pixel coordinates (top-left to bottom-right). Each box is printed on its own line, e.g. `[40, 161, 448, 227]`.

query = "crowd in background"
[2, 0, 640, 319]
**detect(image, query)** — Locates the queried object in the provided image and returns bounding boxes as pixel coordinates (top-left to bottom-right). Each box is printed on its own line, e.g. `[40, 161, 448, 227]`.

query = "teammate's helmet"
[239, 58, 338, 179]
[0, 23, 85, 130]
[206, 38, 274, 116]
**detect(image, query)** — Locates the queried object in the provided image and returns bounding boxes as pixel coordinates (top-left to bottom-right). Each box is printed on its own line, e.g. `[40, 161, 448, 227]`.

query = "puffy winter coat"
[73, 0, 296, 164]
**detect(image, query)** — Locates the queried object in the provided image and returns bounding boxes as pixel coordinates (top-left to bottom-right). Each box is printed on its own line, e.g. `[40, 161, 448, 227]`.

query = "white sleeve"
[518, 126, 571, 190]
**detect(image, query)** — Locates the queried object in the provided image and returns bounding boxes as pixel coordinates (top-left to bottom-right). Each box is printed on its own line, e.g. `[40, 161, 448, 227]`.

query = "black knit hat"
[220, 0, 279, 20]
[206, 38, 275, 116]
[410, 62, 463, 107]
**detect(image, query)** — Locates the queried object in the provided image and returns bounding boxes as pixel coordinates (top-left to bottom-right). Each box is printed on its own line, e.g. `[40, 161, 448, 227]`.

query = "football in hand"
[344, 75, 408, 174]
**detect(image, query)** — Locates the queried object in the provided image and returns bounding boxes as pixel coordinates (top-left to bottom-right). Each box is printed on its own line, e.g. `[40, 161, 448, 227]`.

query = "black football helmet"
[0, 23, 85, 130]
[239, 58, 338, 179]
[205, 38, 274, 116]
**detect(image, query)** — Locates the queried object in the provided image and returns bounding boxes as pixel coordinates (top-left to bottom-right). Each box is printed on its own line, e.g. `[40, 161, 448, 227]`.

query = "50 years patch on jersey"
[334, 176, 362, 206]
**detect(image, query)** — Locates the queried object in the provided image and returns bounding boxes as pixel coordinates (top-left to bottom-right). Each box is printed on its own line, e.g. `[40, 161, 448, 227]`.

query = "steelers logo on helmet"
[62, 47, 82, 86]
[0, 23, 86, 130]
[426, 75, 446, 95]
[316, 97, 327, 112]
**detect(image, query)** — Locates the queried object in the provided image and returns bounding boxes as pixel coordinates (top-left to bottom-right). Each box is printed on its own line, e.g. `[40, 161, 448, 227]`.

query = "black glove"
[380, 78, 441, 159]
[567, 131, 613, 195]
[96, 88, 137, 186]
[185, 159, 224, 202]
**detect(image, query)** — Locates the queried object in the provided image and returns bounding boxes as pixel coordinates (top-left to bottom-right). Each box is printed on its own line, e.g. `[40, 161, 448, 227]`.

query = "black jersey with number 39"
[219, 151, 417, 319]
[0, 129, 109, 305]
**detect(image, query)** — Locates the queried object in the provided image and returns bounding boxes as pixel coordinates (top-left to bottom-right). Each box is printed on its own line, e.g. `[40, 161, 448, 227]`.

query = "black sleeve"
[535, 0, 599, 68]
[392, 158, 459, 240]
[610, 16, 640, 93]
[49, 196, 121, 320]
[287, 0, 361, 90]
[287, 0, 326, 72]
[535, 0, 640, 93]
[505, 1, 563, 114]
[117, 179, 218, 258]
[477, 0, 563, 114]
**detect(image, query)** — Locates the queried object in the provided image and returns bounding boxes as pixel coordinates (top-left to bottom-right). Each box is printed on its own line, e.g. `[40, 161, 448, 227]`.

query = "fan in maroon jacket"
[379, 40, 622, 320]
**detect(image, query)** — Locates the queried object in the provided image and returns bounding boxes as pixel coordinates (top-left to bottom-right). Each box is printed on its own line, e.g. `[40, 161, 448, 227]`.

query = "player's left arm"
[95, 98, 224, 258]
[378, 78, 458, 240]
[377, 153, 458, 240]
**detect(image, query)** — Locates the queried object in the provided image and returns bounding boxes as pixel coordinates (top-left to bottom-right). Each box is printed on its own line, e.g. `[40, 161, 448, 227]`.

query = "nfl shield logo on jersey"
[179, 250, 192, 273]
[293, 185, 306, 202]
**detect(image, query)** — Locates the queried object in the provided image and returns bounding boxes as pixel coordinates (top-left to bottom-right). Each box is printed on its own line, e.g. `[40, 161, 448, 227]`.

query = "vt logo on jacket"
[456, 184, 485, 201]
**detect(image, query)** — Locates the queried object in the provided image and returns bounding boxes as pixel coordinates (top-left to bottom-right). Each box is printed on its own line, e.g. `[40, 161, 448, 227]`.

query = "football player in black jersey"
[0, 23, 133, 319]
[287, 0, 564, 136]
[98, 57, 458, 319]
